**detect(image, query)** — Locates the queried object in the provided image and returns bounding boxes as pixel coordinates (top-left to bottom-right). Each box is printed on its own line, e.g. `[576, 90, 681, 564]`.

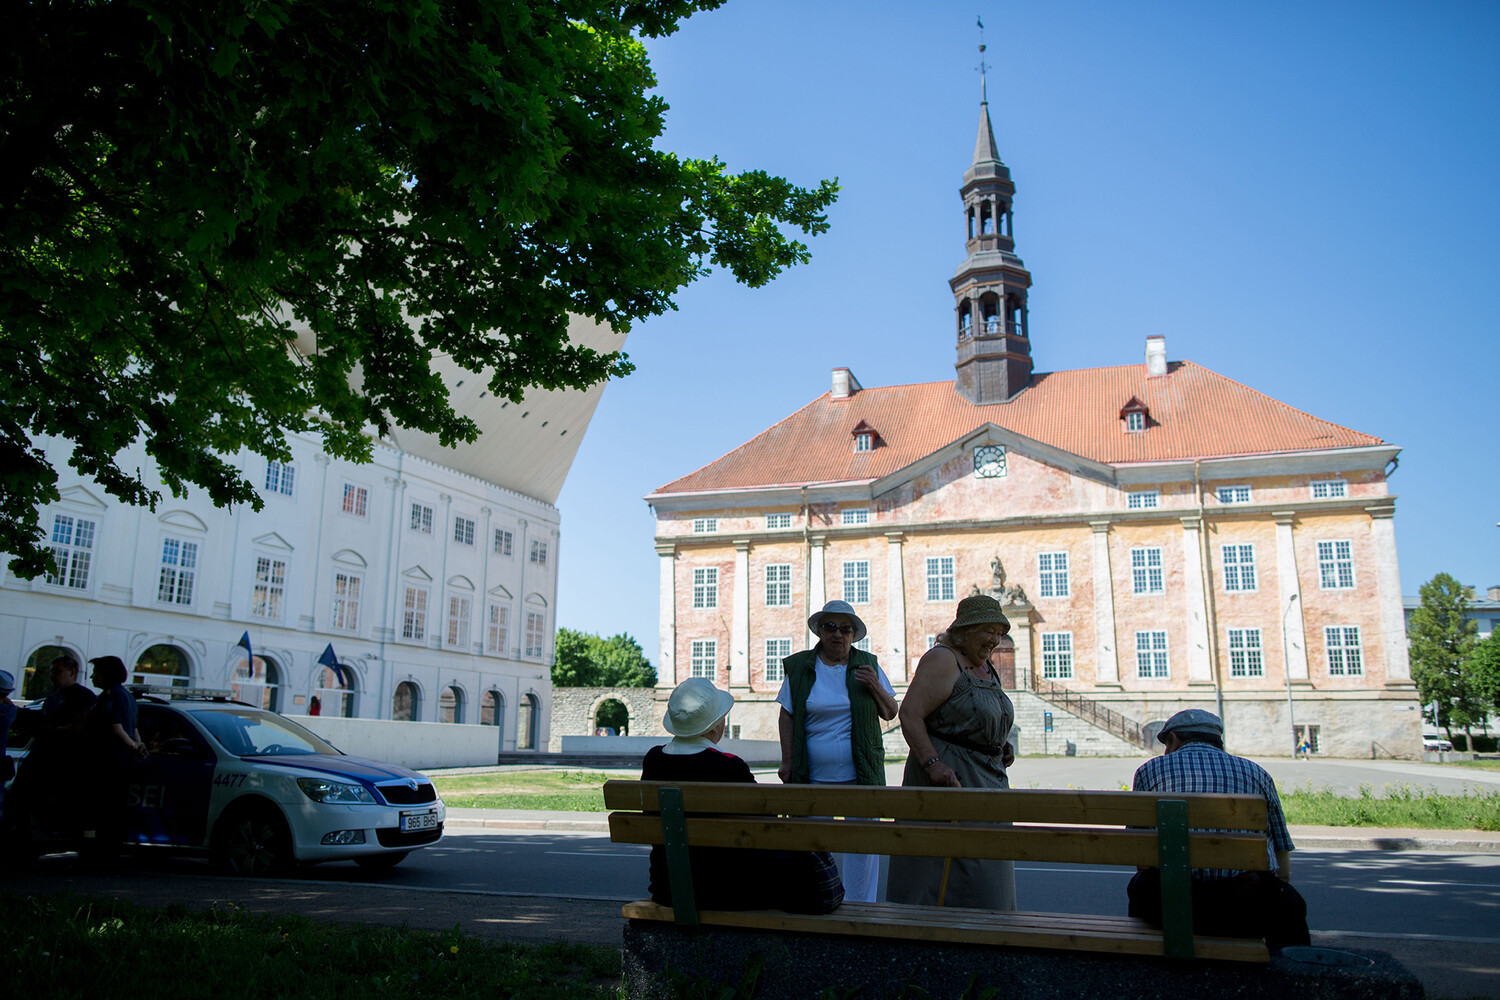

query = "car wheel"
[213, 805, 293, 877]
[354, 851, 409, 871]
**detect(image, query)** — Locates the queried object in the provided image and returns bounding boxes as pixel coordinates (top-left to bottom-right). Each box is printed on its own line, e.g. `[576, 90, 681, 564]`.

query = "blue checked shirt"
[1132, 742, 1294, 879]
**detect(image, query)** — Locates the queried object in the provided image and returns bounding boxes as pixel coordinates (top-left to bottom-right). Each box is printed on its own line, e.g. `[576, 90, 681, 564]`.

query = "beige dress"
[885, 658, 1017, 909]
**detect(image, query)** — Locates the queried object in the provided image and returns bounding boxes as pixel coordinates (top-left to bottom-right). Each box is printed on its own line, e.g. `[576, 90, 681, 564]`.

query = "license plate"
[400, 810, 438, 832]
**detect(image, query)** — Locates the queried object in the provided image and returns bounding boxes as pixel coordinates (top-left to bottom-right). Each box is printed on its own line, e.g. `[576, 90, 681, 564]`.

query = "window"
[530, 540, 548, 567]
[401, 586, 429, 640]
[1325, 626, 1363, 676]
[842, 560, 870, 604]
[331, 572, 362, 632]
[692, 517, 718, 533]
[252, 557, 286, 620]
[447, 595, 472, 648]
[765, 563, 792, 607]
[1311, 479, 1348, 499]
[841, 508, 869, 526]
[765, 513, 792, 529]
[410, 502, 434, 534]
[1293, 724, 1322, 754]
[453, 516, 475, 546]
[45, 514, 96, 589]
[1127, 490, 1159, 510]
[926, 557, 955, 602]
[341, 483, 369, 517]
[1131, 547, 1164, 595]
[926, 634, 938, 649]
[1216, 485, 1252, 504]
[494, 528, 513, 556]
[1222, 544, 1257, 592]
[690, 639, 716, 679]
[487, 605, 509, 654]
[692, 567, 718, 609]
[854, 637, 871, 652]
[1317, 540, 1356, 589]
[1135, 631, 1169, 678]
[1227, 628, 1264, 677]
[157, 537, 197, 605]
[973, 445, 1008, 479]
[1124, 411, 1145, 432]
[1038, 551, 1069, 598]
[265, 461, 296, 497]
[524, 611, 547, 658]
[1041, 632, 1073, 680]
[854, 432, 873, 452]
[765, 638, 791, 683]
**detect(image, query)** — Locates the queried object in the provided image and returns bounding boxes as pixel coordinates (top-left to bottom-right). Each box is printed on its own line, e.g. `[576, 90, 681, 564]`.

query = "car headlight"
[296, 777, 376, 804]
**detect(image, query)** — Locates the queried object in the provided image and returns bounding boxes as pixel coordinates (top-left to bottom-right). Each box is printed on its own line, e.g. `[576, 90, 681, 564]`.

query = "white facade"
[3, 432, 558, 752]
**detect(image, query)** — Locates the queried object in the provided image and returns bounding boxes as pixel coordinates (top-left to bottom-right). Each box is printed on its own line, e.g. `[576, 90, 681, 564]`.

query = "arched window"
[439, 685, 466, 724]
[980, 201, 994, 234]
[480, 690, 502, 725]
[392, 681, 421, 722]
[135, 644, 192, 688]
[517, 693, 540, 750]
[21, 644, 77, 700]
[232, 655, 281, 711]
[317, 664, 358, 718]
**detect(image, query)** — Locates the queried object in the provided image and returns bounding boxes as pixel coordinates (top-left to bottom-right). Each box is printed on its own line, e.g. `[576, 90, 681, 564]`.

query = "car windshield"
[188, 707, 340, 757]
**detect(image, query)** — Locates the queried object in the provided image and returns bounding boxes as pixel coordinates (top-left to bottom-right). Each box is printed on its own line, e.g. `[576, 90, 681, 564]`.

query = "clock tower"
[952, 81, 1034, 405]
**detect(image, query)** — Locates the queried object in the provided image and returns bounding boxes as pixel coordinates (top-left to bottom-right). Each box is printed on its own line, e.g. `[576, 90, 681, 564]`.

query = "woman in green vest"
[775, 599, 898, 901]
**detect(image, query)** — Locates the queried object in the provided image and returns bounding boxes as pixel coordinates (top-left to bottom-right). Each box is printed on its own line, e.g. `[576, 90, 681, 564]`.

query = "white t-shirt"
[776, 656, 895, 783]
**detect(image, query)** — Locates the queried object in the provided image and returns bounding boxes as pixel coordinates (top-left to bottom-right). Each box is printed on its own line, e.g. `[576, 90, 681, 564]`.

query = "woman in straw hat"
[886, 594, 1017, 910]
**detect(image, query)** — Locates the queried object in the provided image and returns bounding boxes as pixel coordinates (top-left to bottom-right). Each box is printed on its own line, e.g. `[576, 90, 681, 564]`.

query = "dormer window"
[850, 420, 880, 453]
[1120, 397, 1149, 433]
[1125, 412, 1144, 432]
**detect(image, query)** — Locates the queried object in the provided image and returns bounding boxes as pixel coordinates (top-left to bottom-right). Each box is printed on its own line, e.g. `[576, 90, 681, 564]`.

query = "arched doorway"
[517, 692, 540, 749]
[315, 663, 357, 717]
[594, 698, 628, 736]
[392, 681, 421, 722]
[439, 685, 465, 724]
[993, 635, 1017, 690]
[20, 645, 78, 700]
[134, 644, 192, 688]
[232, 655, 281, 711]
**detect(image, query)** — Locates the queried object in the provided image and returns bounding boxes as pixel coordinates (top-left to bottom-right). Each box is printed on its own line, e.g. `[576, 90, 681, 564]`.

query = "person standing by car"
[0, 670, 16, 820]
[4, 654, 97, 841]
[81, 656, 145, 864]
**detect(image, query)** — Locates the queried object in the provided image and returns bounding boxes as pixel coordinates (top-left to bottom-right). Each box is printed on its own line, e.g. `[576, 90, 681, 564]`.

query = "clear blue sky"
[553, 0, 1500, 665]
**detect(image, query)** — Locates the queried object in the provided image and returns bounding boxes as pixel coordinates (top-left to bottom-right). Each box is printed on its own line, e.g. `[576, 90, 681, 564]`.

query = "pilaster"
[730, 539, 751, 688]
[885, 532, 908, 681]
[1366, 503, 1412, 683]
[1179, 516, 1212, 683]
[1089, 521, 1120, 685]
[656, 543, 677, 689]
[1273, 512, 1309, 681]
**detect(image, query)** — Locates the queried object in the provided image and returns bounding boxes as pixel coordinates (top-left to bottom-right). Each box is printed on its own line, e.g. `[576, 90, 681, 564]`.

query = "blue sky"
[552, 1, 1500, 664]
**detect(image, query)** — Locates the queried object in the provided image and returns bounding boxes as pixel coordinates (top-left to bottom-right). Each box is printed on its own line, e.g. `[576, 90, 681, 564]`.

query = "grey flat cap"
[1158, 709, 1223, 743]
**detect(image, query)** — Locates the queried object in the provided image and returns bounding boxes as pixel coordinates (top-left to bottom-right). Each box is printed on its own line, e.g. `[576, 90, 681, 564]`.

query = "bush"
[1450, 734, 1498, 753]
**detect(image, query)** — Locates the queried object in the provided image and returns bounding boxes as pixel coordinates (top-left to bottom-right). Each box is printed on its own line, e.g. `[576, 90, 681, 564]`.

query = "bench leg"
[1157, 798, 1193, 960]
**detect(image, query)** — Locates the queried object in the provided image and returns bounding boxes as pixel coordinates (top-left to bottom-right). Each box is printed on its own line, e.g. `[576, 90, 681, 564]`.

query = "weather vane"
[977, 15, 989, 104]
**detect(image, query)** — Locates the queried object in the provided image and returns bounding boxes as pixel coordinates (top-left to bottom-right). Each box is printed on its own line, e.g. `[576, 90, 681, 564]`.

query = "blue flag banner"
[317, 643, 348, 687]
[235, 631, 253, 663]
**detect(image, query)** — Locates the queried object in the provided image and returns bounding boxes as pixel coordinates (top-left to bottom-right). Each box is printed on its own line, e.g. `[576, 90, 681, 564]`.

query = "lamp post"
[1282, 593, 1300, 756]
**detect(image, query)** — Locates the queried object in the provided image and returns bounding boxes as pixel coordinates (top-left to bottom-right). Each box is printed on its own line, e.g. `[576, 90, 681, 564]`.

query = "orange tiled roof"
[651, 361, 1385, 496]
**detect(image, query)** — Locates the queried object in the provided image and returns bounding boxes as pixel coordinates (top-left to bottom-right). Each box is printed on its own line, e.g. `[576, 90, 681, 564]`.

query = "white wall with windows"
[3, 430, 561, 751]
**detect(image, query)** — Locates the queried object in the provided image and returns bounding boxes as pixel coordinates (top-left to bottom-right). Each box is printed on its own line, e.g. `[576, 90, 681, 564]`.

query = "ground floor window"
[1294, 724, 1321, 755]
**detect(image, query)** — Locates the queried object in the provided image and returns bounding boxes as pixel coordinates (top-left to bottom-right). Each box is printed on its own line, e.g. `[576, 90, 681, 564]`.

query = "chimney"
[1145, 336, 1167, 377]
[831, 368, 862, 400]
[1488, 585, 1500, 601]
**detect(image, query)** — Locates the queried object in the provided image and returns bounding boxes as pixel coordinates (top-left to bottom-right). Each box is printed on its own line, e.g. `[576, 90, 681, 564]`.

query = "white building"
[3, 316, 622, 754]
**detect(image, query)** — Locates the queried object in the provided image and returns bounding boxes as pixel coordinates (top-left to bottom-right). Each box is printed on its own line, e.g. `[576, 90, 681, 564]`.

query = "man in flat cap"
[1127, 709, 1310, 951]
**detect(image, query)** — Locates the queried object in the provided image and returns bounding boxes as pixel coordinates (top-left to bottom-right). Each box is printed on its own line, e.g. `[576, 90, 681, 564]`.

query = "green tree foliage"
[1468, 631, 1500, 730]
[1, 0, 838, 576]
[1407, 573, 1481, 737]
[553, 627, 655, 687]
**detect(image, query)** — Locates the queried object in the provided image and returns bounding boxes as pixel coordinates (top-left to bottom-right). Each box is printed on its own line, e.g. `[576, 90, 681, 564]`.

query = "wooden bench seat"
[604, 781, 1274, 963]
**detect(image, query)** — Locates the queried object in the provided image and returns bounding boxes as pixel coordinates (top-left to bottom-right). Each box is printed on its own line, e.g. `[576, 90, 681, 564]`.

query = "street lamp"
[1282, 593, 1300, 756]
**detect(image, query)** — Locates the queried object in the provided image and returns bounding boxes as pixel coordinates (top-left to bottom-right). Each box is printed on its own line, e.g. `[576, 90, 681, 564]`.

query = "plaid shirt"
[1132, 742, 1294, 879]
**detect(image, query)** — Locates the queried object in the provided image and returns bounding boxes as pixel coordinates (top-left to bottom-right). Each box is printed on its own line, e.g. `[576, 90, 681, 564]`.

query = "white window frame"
[1311, 479, 1348, 500]
[1135, 630, 1170, 678]
[1131, 547, 1164, 595]
[401, 585, 429, 640]
[764, 563, 792, 607]
[841, 508, 870, 526]
[842, 560, 870, 604]
[252, 556, 287, 621]
[764, 638, 791, 683]
[487, 604, 510, 656]
[1038, 551, 1069, 598]
[331, 571, 362, 633]
[1041, 632, 1074, 680]
[1325, 625, 1364, 676]
[1126, 490, 1159, 510]
[524, 611, 547, 658]
[690, 639, 717, 680]
[1227, 627, 1264, 677]
[341, 483, 369, 518]
[925, 556, 955, 602]
[453, 516, 476, 546]
[692, 517, 718, 533]
[1317, 540, 1356, 590]
[530, 539, 549, 568]
[45, 513, 97, 590]
[446, 594, 472, 648]
[410, 502, 434, 534]
[853, 636, 871, 652]
[853, 432, 873, 453]
[493, 528, 513, 556]
[765, 513, 792, 530]
[692, 567, 718, 609]
[1216, 484, 1252, 505]
[1124, 411, 1145, 432]
[1222, 543, 1257, 593]
[157, 537, 198, 606]
[265, 461, 296, 497]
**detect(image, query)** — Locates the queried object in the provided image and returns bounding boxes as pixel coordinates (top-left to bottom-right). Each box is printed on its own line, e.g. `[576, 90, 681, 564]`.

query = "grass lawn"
[434, 769, 616, 811]
[1446, 758, 1500, 771]
[7, 893, 619, 1000]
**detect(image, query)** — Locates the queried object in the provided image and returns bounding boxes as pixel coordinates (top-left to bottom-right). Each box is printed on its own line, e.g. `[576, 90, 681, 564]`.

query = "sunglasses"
[820, 623, 856, 635]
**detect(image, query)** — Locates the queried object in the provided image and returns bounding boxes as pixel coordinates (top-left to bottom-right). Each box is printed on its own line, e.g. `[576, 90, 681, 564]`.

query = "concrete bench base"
[621, 919, 1424, 1000]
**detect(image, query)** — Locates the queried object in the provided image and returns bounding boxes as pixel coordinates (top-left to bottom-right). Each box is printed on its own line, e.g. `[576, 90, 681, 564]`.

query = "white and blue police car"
[22, 688, 445, 874]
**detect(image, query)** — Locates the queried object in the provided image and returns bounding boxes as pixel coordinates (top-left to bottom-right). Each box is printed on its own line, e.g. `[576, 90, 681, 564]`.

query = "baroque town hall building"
[645, 97, 1421, 758]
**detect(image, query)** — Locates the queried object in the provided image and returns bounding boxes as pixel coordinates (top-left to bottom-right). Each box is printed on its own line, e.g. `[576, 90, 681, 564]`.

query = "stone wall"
[549, 686, 662, 750]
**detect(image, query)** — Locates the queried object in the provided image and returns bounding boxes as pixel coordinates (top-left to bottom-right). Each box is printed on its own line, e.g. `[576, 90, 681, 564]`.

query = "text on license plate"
[401, 810, 438, 832]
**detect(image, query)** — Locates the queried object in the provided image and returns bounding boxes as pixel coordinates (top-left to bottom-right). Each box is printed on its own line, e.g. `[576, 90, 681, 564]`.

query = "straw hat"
[945, 595, 1011, 636]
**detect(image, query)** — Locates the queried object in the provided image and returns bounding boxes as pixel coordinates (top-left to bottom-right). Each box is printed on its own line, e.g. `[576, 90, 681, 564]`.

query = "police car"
[17, 688, 444, 875]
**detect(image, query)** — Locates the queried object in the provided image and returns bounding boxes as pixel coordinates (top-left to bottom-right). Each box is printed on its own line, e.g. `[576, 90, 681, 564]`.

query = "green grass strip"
[1280, 784, 1500, 831]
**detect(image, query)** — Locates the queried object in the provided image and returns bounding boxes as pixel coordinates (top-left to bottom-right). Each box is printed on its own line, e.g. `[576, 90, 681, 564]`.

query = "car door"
[129, 705, 218, 847]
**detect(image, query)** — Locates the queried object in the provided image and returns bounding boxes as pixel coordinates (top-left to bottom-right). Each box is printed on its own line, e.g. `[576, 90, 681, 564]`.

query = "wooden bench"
[603, 780, 1274, 964]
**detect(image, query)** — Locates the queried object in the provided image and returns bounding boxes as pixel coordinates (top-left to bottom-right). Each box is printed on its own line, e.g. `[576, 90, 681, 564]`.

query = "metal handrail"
[1029, 676, 1151, 749]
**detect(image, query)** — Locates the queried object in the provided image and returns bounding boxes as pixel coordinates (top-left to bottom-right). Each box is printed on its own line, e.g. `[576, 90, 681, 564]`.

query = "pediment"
[160, 509, 208, 532]
[401, 565, 433, 583]
[872, 422, 1117, 499]
[57, 485, 108, 510]
[332, 549, 367, 568]
[251, 532, 293, 552]
[524, 592, 548, 607]
[446, 575, 475, 591]
[487, 584, 513, 600]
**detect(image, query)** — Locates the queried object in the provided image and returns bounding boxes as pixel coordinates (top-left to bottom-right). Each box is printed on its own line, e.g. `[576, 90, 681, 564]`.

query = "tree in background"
[1, 0, 837, 577]
[1407, 573, 1481, 742]
[553, 628, 656, 688]
[1467, 631, 1500, 740]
